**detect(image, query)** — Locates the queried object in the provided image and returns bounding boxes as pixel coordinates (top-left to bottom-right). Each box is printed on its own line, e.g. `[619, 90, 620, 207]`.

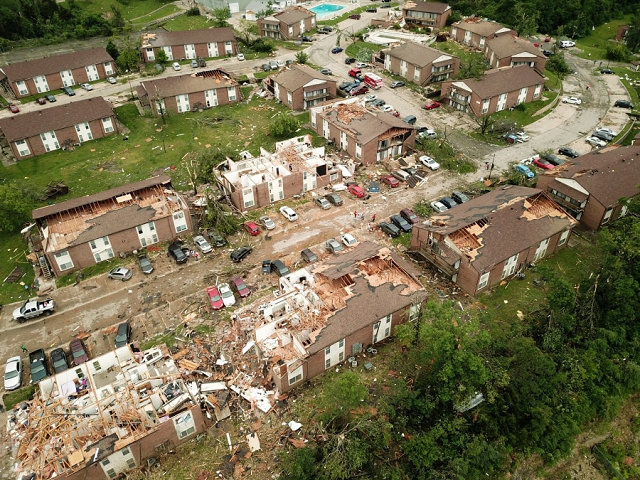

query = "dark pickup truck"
[29, 349, 49, 384]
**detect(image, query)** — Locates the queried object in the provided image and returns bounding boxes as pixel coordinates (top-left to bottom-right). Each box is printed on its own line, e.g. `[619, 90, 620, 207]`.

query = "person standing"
[372, 214, 376, 222]
[21, 345, 28, 353]
[354, 211, 357, 218]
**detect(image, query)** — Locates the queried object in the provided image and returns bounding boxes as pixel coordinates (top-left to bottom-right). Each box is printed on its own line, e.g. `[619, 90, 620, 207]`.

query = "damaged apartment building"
[233, 241, 426, 392]
[7, 345, 206, 480]
[217, 134, 344, 212]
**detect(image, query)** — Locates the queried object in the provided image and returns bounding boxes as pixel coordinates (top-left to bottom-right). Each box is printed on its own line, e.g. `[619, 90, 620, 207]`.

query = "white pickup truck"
[12, 298, 55, 323]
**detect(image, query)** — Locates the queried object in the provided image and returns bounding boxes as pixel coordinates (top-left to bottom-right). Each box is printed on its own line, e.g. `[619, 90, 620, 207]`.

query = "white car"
[259, 215, 276, 230]
[419, 155, 440, 170]
[381, 105, 395, 113]
[418, 129, 438, 140]
[80, 83, 93, 91]
[514, 132, 530, 142]
[172, 62, 181, 71]
[594, 127, 618, 137]
[4, 356, 22, 391]
[237, 53, 245, 61]
[364, 94, 377, 103]
[106, 76, 117, 84]
[219, 283, 236, 307]
[193, 235, 212, 254]
[355, 62, 369, 68]
[341, 233, 357, 247]
[562, 97, 581, 105]
[430, 201, 448, 213]
[280, 206, 298, 221]
[585, 136, 607, 147]
[276, 59, 285, 68]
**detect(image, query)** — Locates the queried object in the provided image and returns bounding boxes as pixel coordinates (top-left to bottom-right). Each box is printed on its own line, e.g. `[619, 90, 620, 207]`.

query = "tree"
[116, 47, 139, 73]
[317, 371, 368, 426]
[545, 54, 572, 86]
[605, 42, 631, 61]
[110, 5, 125, 32]
[211, 7, 231, 28]
[269, 114, 299, 138]
[295, 51, 308, 64]
[457, 53, 489, 80]
[0, 184, 35, 233]
[511, 2, 539, 37]
[625, 17, 640, 52]
[473, 112, 497, 135]
[106, 40, 119, 61]
[155, 49, 168, 66]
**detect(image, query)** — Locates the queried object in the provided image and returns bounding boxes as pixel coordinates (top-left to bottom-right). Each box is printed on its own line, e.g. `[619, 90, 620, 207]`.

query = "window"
[409, 303, 420, 322]
[173, 411, 196, 439]
[102, 459, 111, 466]
[287, 92, 292, 105]
[288, 365, 303, 385]
[102, 117, 114, 133]
[54, 250, 74, 271]
[244, 199, 254, 208]
[148, 222, 155, 231]
[102, 236, 110, 246]
[137, 226, 143, 234]
[330, 173, 338, 181]
[602, 207, 613, 225]
[228, 87, 237, 102]
[558, 229, 570, 246]
[325, 358, 331, 369]
[481, 99, 490, 114]
[106, 469, 116, 479]
[16, 139, 30, 157]
[325, 346, 330, 355]
[173, 211, 188, 233]
[93, 361, 102, 371]
[478, 271, 490, 290]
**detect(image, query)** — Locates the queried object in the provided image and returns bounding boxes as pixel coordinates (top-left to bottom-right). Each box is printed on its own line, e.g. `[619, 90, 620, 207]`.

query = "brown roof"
[449, 66, 544, 99]
[72, 205, 157, 245]
[538, 145, 640, 207]
[271, 64, 332, 91]
[403, 1, 450, 13]
[421, 186, 575, 272]
[139, 69, 238, 98]
[453, 19, 512, 37]
[0, 97, 114, 142]
[273, 6, 315, 24]
[486, 35, 545, 59]
[32, 175, 172, 219]
[383, 41, 457, 68]
[140, 28, 235, 49]
[0, 48, 114, 82]
[319, 101, 412, 144]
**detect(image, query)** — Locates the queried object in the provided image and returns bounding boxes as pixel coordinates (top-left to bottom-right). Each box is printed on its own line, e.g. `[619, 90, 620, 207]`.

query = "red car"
[544, 36, 551, 42]
[391, 111, 400, 117]
[349, 14, 361, 19]
[350, 85, 369, 96]
[230, 276, 251, 298]
[533, 158, 554, 170]
[69, 338, 89, 366]
[8, 104, 19, 113]
[206, 286, 225, 310]
[423, 100, 441, 110]
[380, 174, 400, 187]
[347, 184, 366, 198]
[36, 98, 46, 105]
[243, 221, 260, 236]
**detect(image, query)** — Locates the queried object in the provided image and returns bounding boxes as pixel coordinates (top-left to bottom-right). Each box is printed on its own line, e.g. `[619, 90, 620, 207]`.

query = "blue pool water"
[309, 3, 345, 17]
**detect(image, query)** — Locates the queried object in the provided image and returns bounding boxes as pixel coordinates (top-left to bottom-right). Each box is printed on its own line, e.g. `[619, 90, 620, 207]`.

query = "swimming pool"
[309, 3, 345, 18]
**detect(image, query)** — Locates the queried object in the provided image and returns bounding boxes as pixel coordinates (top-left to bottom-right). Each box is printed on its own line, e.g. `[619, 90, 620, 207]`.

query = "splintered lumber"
[172, 348, 190, 361]
[179, 359, 200, 371]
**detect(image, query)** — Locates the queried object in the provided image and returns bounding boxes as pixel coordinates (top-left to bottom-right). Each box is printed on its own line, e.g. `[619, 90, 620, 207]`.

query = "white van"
[559, 40, 575, 48]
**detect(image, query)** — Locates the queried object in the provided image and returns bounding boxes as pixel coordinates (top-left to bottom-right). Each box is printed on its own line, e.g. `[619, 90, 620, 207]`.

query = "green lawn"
[0, 232, 36, 306]
[80, 0, 177, 21]
[574, 16, 635, 60]
[161, 13, 211, 31]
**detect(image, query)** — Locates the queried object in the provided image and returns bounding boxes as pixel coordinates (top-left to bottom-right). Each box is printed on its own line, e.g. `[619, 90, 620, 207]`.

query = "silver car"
[326, 239, 344, 253]
[107, 267, 132, 281]
[430, 201, 448, 213]
[259, 215, 276, 230]
[194, 235, 212, 253]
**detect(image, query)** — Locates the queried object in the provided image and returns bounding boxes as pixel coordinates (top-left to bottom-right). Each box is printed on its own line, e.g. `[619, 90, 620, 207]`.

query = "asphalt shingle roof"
[139, 69, 238, 98]
[404, 1, 450, 13]
[384, 42, 455, 67]
[486, 35, 545, 59]
[140, 28, 235, 48]
[451, 66, 544, 99]
[273, 6, 315, 24]
[453, 19, 511, 37]
[271, 64, 332, 91]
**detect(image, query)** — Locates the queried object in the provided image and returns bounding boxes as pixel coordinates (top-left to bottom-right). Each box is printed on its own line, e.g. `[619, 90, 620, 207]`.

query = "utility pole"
[488, 154, 496, 180]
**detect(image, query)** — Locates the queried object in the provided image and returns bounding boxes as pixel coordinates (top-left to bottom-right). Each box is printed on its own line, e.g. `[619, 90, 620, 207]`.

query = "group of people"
[354, 211, 376, 222]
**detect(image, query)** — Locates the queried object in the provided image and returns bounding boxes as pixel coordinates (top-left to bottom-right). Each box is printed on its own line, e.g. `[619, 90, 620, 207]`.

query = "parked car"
[4, 356, 22, 391]
[418, 129, 438, 140]
[138, 254, 154, 274]
[601, 68, 615, 74]
[237, 53, 245, 61]
[168, 242, 188, 264]
[339, 81, 353, 91]
[320, 68, 332, 75]
[270, 260, 291, 277]
[533, 158, 555, 169]
[302, 36, 313, 42]
[350, 85, 369, 96]
[36, 97, 46, 105]
[515, 164, 535, 178]
[355, 62, 369, 68]
[368, 180, 380, 193]
[558, 147, 579, 158]
[261, 64, 270, 72]
[451, 191, 470, 204]
[614, 100, 634, 109]
[326, 238, 344, 253]
[344, 57, 356, 64]
[390, 214, 412, 233]
[562, 96, 581, 105]
[542, 154, 565, 166]
[514, 132, 530, 142]
[63, 86, 76, 96]
[8, 104, 19, 113]
[280, 206, 298, 221]
[276, 59, 285, 68]
[80, 83, 93, 91]
[325, 192, 343, 206]
[349, 13, 361, 19]
[314, 196, 331, 209]
[218, 283, 236, 307]
[318, 26, 333, 33]
[389, 81, 405, 88]
[364, 94, 377, 103]
[586, 136, 607, 147]
[206, 285, 225, 310]
[366, 7, 377, 12]
[559, 40, 575, 48]
[194, 235, 212, 253]
[230, 276, 251, 297]
[231, 246, 252, 263]
[301, 248, 318, 263]
[172, 62, 181, 71]
[402, 115, 417, 125]
[243, 221, 261, 236]
[259, 215, 276, 230]
[347, 184, 366, 198]
[419, 155, 440, 170]
[391, 169, 411, 182]
[542, 50, 555, 57]
[209, 231, 226, 247]
[269, 60, 278, 70]
[331, 47, 343, 54]
[29, 349, 49, 383]
[423, 100, 441, 110]
[440, 197, 459, 209]
[69, 339, 89, 366]
[107, 76, 117, 84]
[400, 208, 419, 224]
[45, 94, 56, 102]
[380, 174, 400, 187]
[592, 130, 613, 142]
[107, 267, 132, 281]
[594, 127, 618, 137]
[115, 322, 131, 348]
[341, 233, 357, 247]
[50, 348, 69, 374]
[430, 201, 448, 213]
[379, 222, 401, 238]
[381, 105, 395, 113]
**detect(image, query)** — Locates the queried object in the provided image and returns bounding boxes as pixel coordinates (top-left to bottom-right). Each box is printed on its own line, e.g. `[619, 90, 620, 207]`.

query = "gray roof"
[140, 28, 235, 48]
[32, 176, 172, 219]
[273, 6, 315, 24]
[271, 64, 332, 91]
[139, 69, 238, 98]
[486, 35, 546, 59]
[0, 97, 114, 142]
[453, 19, 512, 36]
[452, 66, 544, 99]
[72, 204, 157, 246]
[383, 42, 456, 67]
[0, 48, 114, 82]
[403, 1, 450, 13]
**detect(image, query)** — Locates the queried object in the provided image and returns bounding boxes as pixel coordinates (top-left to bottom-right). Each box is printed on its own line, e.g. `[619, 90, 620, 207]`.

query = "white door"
[517, 87, 528, 104]
[60, 70, 75, 86]
[496, 93, 507, 112]
[40, 131, 60, 152]
[501, 253, 519, 279]
[162, 46, 173, 60]
[85, 64, 99, 81]
[184, 44, 196, 59]
[533, 238, 550, 262]
[373, 315, 392, 343]
[34, 75, 50, 93]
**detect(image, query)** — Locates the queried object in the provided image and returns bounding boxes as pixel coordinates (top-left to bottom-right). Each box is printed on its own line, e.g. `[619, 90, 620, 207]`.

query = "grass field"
[81, 0, 177, 22]
[574, 16, 635, 60]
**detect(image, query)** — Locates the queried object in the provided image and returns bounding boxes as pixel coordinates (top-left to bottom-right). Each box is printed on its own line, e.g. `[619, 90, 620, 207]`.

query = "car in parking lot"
[440, 197, 459, 209]
[344, 57, 356, 64]
[237, 53, 245, 61]
[371, 99, 386, 107]
[269, 60, 278, 70]
[277, 59, 285, 68]
[349, 13, 361, 19]
[350, 85, 369, 96]
[533, 158, 555, 169]
[379, 222, 401, 238]
[318, 26, 333, 33]
[389, 81, 405, 88]
[261, 63, 270, 72]
[390, 215, 412, 233]
[542, 50, 555, 57]
[50, 348, 69, 374]
[137, 254, 154, 274]
[63, 86, 76, 96]
[542, 154, 564, 166]
[586, 136, 607, 147]
[430, 201, 448, 213]
[107, 76, 117, 84]
[301, 248, 318, 263]
[270, 260, 291, 277]
[320, 68, 332, 75]
[206, 285, 225, 310]
[194, 235, 212, 253]
[172, 62, 181, 71]
[45, 94, 56, 102]
[314, 196, 331, 209]
[218, 283, 236, 307]
[601, 68, 614, 74]
[417, 129, 438, 140]
[107, 267, 132, 281]
[347, 184, 366, 198]
[258, 215, 276, 230]
[614, 100, 634, 109]
[326, 238, 344, 253]
[280, 206, 298, 221]
[451, 191, 470, 204]
[36, 97, 46, 105]
[419, 155, 440, 170]
[331, 47, 343, 54]
[381, 104, 395, 113]
[115, 322, 131, 348]
[366, 7, 377, 12]
[341, 233, 357, 247]
[230, 276, 251, 297]
[209, 231, 226, 247]
[594, 127, 617, 137]
[8, 104, 19, 113]
[80, 83, 93, 91]
[231, 246, 252, 263]
[325, 192, 343, 206]
[402, 115, 417, 125]
[302, 36, 313, 42]
[400, 208, 419, 224]
[515, 164, 535, 178]
[4, 356, 22, 391]
[168, 242, 188, 264]
[244, 221, 261, 236]
[558, 147, 579, 158]
[70, 338, 89, 366]
[380, 174, 400, 187]
[364, 94, 377, 103]
[562, 96, 581, 105]
[592, 130, 613, 142]
[423, 100, 441, 110]
[355, 62, 369, 68]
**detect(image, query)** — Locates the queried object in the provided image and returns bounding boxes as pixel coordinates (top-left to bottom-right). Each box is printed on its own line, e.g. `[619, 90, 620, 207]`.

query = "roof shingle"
[383, 42, 456, 68]
[404, 1, 450, 13]
[449, 65, 544, 99]
[139, 69, 238, 98]
[140, 28, 235, 49]
[271, 64, 332, 91]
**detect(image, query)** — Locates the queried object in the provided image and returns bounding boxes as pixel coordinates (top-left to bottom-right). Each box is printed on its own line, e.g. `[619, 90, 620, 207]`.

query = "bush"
[186, 7, 201, 16]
